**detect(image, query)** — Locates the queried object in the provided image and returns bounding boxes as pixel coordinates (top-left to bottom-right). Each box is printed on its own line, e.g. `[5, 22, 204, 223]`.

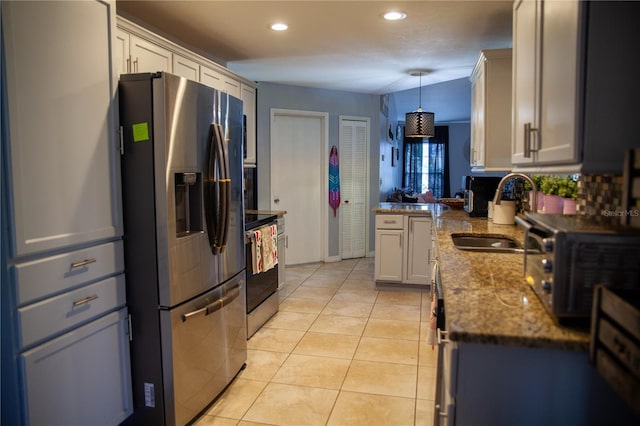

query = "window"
[402, 126, 450, 199]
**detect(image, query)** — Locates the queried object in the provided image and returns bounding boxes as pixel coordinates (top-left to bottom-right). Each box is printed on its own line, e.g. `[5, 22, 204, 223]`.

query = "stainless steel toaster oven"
[518, 213, 640, 324]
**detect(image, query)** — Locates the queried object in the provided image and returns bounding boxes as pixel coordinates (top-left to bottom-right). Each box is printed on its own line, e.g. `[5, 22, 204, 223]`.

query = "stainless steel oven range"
[245, 213, 280, 338]
[518, 213, 640, 325]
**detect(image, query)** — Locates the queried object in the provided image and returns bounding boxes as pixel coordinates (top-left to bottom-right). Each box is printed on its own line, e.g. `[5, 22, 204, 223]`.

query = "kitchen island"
[373, 202, 637, 425]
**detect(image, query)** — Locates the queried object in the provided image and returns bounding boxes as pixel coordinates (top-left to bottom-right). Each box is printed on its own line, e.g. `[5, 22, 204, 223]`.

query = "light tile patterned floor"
[194, 258, 437, 426]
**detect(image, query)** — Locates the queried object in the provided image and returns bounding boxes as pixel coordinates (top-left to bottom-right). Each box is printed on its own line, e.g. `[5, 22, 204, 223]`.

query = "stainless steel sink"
[451, 233, 525, 253]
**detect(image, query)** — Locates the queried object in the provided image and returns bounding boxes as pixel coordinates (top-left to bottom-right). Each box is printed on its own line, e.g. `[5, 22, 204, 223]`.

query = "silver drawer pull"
[70, 258, 96, 269]
[383, 220, 397, 224]
[72, 294, 98, 307]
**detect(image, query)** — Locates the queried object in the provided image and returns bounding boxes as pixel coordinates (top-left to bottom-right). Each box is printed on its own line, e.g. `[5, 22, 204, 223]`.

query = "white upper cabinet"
[512, 0, 543, 166]
[114, 27, 131, 75]
[115, 31, 172, 74]
[200, 64, 242, 98]
[470, 49, 512, 172]
[512, 0, 579, 167]
[129, 35, 173, 73]
[241, 84, 257, 165]
[536, 0, 581, 165]
[2, 0, 122, 256]
[172, 54, 199, 81]
[116, 17, 257, 166]
[512, 0, 640, 173]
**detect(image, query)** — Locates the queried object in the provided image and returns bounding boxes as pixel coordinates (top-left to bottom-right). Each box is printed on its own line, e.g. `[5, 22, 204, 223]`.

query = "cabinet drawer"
[375, 215, 403, 229]
[21, 308, 132, 425]
[18, 274, 126, 349]
[13, 240, 124, 306]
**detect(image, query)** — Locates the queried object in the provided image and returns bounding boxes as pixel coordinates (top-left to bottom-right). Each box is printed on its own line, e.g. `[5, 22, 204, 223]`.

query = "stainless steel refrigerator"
[118, 72, 247, 425]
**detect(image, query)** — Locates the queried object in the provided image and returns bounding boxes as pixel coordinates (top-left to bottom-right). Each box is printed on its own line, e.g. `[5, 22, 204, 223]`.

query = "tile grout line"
[226, 258, 434, 425]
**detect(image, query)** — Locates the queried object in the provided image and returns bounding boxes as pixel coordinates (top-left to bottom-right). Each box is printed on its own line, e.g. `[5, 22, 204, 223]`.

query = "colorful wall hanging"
[329, 145, 340, 217]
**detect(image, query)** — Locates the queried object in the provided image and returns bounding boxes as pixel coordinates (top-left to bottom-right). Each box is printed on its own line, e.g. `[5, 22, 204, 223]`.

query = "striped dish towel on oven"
[252, 230, 263, 273]
[260, 224, 278, 272]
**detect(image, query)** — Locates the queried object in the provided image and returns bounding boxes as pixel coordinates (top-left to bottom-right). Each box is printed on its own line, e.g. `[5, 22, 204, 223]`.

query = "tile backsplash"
[577, 174, 624, 216]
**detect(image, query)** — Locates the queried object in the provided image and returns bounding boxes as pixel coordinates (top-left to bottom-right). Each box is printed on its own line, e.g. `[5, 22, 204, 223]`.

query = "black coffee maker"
[463, 176, 502, 217]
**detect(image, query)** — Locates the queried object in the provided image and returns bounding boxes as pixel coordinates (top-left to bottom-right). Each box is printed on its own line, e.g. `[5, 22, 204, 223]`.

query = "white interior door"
[340, 118, 369, 259]
[270, 110, 327, 265]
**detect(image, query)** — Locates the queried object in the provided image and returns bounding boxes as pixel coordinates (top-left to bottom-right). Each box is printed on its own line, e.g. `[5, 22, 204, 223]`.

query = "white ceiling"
[116, 0, 513, 96]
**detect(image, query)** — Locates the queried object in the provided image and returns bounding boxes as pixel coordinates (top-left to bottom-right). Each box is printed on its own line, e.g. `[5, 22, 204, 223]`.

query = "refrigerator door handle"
[205, 124, 225, 255]
[215, 124, 230, 253]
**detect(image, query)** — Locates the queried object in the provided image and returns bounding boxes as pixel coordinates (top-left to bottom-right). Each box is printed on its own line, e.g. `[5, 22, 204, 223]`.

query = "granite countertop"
[374, 202, 590, 352]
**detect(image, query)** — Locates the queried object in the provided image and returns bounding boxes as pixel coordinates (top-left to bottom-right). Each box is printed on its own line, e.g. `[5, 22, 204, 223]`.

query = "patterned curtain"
[402, 126, 450, 199]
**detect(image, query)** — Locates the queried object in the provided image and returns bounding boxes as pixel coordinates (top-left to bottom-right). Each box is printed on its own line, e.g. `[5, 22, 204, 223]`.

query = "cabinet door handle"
[70, 258, 96, 269]
[133, 57, 139, 72]
[126, 56, 131, 73]
[72, 294, 98, 307]
[524, 122, 539, 158]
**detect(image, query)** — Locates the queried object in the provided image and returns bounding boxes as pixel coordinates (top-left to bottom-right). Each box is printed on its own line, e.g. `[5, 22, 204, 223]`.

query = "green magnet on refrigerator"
[132, 122, 149, 142]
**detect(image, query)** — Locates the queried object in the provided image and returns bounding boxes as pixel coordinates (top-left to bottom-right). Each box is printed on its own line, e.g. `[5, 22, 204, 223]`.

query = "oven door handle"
[514, 215, 532, 232]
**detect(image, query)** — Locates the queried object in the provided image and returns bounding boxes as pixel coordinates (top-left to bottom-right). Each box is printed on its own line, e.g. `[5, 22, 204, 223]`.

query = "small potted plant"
[532, 175, 545, 212]
[558, 176, 578, 215]
[539, 176, 564, 214]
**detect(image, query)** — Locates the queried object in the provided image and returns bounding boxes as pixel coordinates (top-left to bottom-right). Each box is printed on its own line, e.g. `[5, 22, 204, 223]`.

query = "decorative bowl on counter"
[438, 198, 465, 209]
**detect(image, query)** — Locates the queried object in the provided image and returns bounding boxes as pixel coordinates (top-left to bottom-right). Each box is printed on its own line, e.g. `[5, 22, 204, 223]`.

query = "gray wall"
[390, 78, 473, 199]
[446, 122, 473, 196]
[255, 82, 380, 257]
[255, 80, 473, 259]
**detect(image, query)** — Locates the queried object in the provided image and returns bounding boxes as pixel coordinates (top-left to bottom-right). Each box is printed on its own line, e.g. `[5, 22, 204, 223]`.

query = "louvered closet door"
[340, 119, 368, 259]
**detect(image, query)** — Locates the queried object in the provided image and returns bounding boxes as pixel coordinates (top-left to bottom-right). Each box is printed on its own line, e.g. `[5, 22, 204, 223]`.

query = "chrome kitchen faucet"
[493, 172, 538, 213]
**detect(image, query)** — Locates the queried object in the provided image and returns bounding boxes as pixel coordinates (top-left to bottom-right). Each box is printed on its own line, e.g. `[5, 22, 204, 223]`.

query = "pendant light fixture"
[405, 70, 435, 138]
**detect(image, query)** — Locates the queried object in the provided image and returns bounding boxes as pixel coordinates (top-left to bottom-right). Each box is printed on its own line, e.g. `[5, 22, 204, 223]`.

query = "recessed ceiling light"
[270, 23, 288, 31]
[383, 11, 407, 21]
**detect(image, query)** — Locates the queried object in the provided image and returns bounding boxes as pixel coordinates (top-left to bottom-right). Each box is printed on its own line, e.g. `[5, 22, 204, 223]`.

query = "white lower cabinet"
[21, 308, 132, 425]
[375, 229, 404, 282]
[375, 214, 432, 285]
[405, 216, 432, 284]
[374, 214, 403, 282]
